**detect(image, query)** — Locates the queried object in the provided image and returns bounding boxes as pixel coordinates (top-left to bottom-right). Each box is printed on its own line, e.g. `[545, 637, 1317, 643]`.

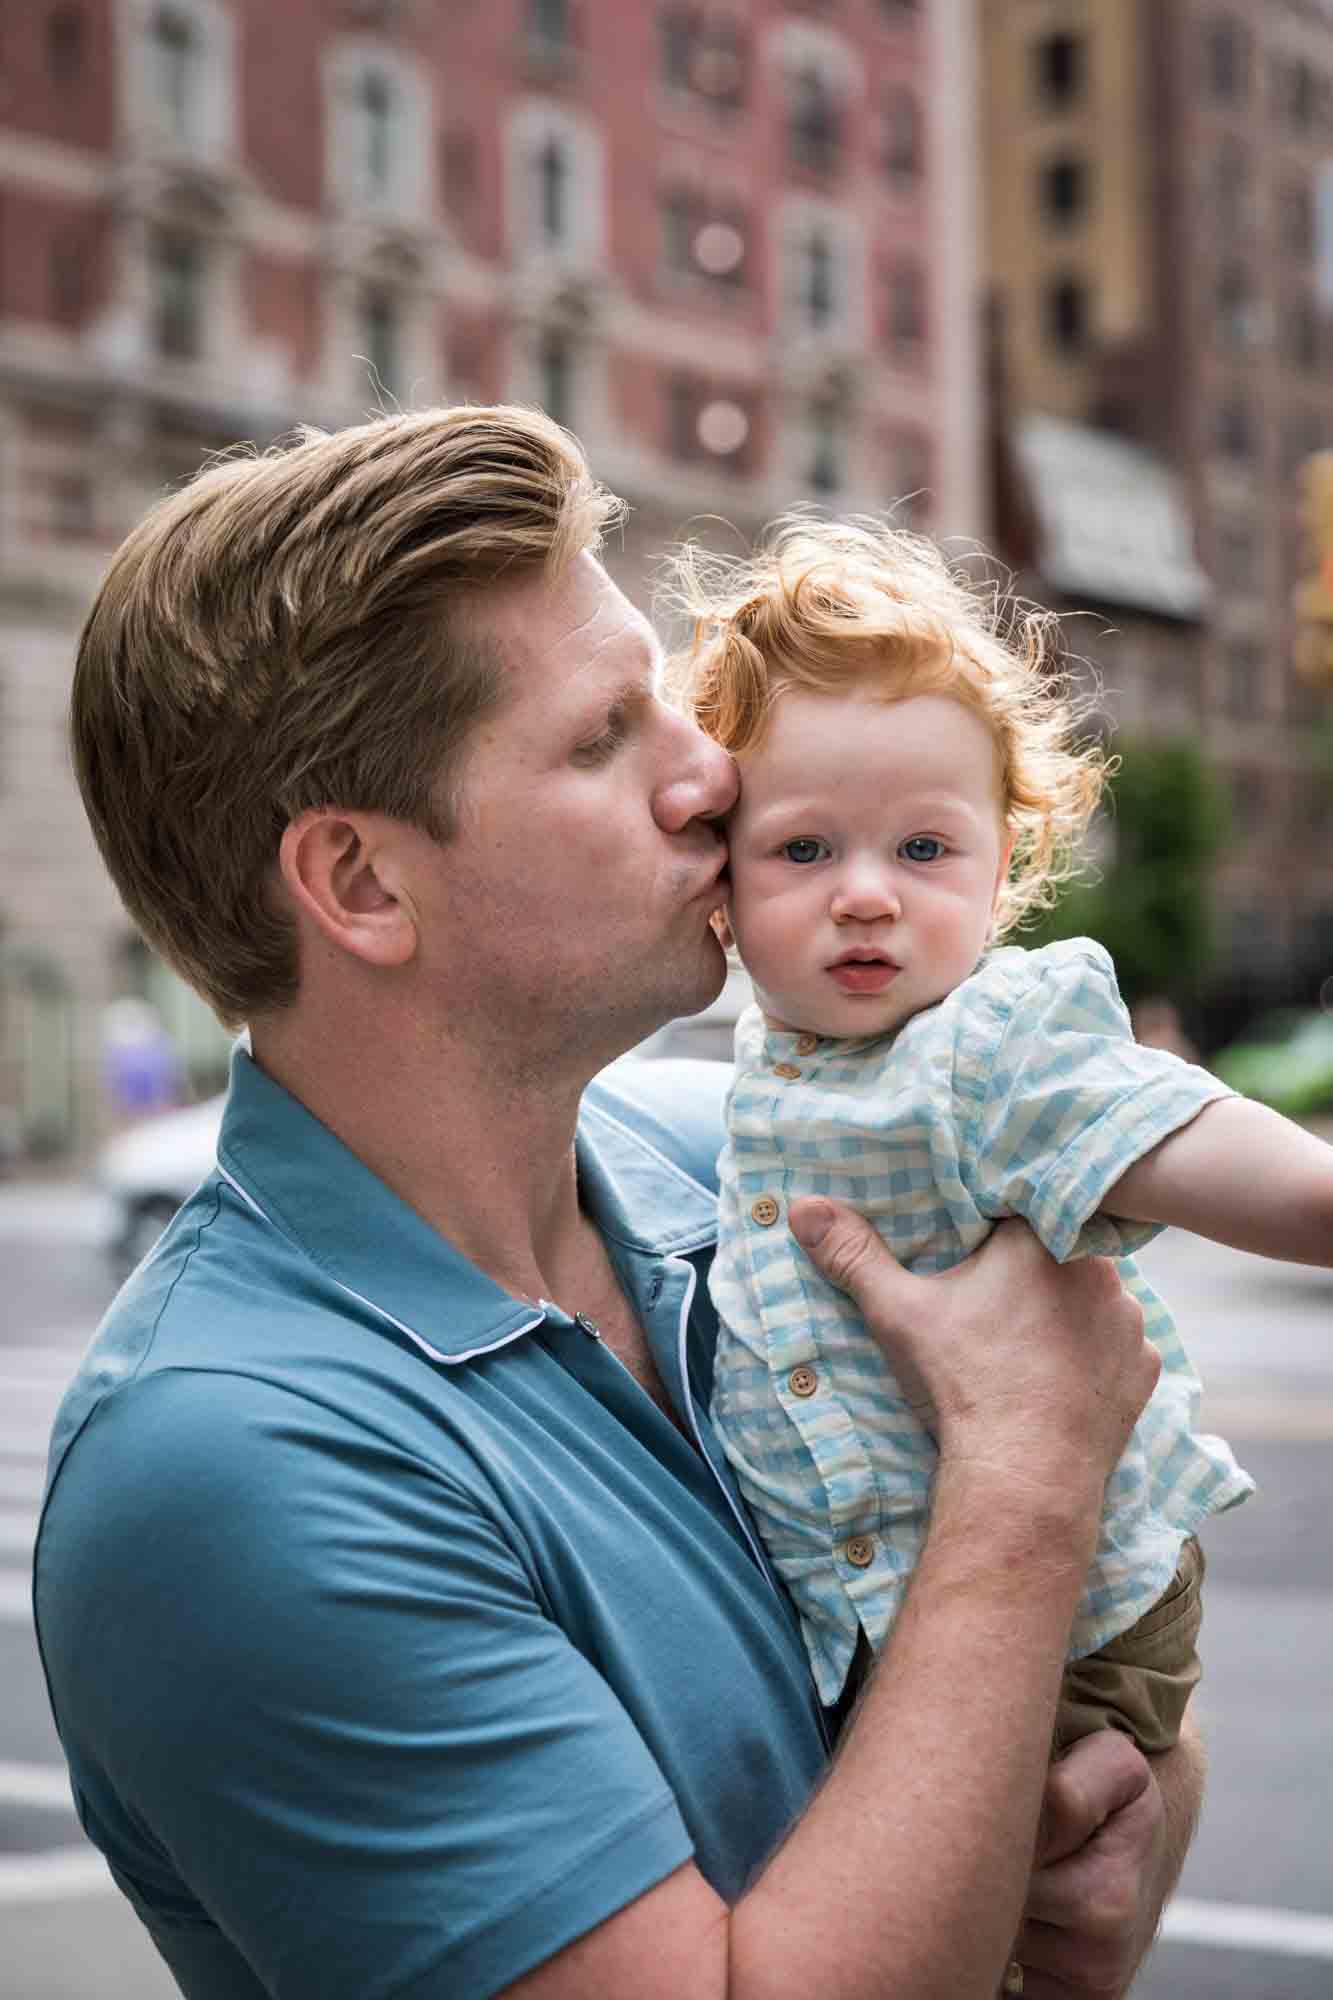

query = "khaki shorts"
[1055, 1537, 1205, 1756]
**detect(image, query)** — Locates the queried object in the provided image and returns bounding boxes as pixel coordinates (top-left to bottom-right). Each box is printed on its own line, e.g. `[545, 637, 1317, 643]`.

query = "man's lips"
[827, 952, 900, 994]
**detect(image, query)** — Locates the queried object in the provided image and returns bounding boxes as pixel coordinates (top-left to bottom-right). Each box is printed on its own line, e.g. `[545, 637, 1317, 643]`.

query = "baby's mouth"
[827, 950, 901, 994]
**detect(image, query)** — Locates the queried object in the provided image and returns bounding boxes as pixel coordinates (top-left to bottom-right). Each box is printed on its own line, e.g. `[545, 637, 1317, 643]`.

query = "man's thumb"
[789, 1197, 903, 1300]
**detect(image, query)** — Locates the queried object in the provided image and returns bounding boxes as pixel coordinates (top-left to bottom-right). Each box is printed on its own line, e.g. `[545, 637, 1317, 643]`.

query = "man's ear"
[277, 810, 418, 969]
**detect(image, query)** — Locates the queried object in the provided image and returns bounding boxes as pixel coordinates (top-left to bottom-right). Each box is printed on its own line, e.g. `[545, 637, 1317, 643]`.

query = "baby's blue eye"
[782, 837, 827, 865]
[901, 835, 945, 863]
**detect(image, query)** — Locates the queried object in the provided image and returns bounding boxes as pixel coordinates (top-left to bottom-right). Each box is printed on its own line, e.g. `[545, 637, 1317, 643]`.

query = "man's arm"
[505, 1211, 1160, 2000]
[1105, 1095, 1333, 1266]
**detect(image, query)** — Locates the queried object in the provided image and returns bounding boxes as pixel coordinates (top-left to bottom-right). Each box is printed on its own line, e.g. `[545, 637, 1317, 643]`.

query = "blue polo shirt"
[34, 1053, 828, 2000]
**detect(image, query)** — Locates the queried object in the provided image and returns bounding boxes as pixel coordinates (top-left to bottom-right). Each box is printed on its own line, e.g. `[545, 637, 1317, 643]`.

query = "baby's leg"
[1055, 1537, 1206, 1757]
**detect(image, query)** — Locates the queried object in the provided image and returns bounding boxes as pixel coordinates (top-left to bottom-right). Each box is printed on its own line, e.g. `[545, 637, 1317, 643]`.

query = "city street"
[2, 1182, 1331, 1998]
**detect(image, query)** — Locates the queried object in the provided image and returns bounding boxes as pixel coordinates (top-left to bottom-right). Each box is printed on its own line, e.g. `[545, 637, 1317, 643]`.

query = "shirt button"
[787, 1364, 818, 1398]
[795, 1033, 819, 1056]
[843, 1535, 876, 1569]
[750, 1195, 780, 1227]
[772, 1061, 802, 1080]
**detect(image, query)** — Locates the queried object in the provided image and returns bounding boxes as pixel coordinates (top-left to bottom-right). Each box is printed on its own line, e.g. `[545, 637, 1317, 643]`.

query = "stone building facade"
[0, 0, 982, 1157]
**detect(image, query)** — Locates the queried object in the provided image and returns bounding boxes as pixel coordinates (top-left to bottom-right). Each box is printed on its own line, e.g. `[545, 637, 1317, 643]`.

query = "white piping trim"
[215, 1166, 542, 1366]
[668, 1257, 773, 1580]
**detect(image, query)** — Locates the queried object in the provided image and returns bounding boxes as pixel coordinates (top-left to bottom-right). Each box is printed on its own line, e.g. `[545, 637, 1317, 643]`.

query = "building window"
[1045, 274, 1088, 352]
[1214, 263, 1258, 350]
[1284, 59, 1317, 133]
[1212, 139, 1249, 237]
[1214, 392, 1254, 460]
[1040, 155, 1087, 226]
[46, 6, 86, 82]
[150, 231, 203, 359]
[665, 374, 752, 466]
[528, 0, 571, 48]
[356, 70, 396, 199]
[1280, 181, 1314, 260]
[49, 236, 87, 324]
[538, 328, 571, 425]
[1224, 641, 1261, 715]
[1215, 522, 1257, 591]
[50, 471, 94, 540]
[1287, 296, 1320, 371]
[884, 259, 925, 354]
[808, 402, 843, 493]
[150, 7, 199, 141]
[888, 432, 929, 529]
[659, 189, 747, 285]
[789, 67, 841, 174]
[358, 285, 400, 398]
[1206, 16, 1248, 101]
[801, 228, 836, 328]
[535, 134, 569, 243]
[659, 9, 745, 108]
[1034, 32, 1084, 110]
[878, 0, 919, 18]
[881, 88, 921, 187]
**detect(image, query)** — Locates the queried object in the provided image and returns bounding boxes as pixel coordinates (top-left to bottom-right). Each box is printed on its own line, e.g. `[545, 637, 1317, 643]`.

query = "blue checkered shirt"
[710, 939, 1256, 1706]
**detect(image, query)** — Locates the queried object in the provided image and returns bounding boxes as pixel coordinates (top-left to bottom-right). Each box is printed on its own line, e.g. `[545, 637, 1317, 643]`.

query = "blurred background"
[0, 2, 1331, 1995]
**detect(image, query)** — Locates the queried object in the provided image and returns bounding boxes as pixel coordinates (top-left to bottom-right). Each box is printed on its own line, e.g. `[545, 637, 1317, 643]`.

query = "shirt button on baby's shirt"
[772, 1062, 802, 1080]
[843, 1536, 876, 1569]
[788, 1365, 818, 1398]
[750, 1195, 780, 1227]
[795, 1033, 819, 1056]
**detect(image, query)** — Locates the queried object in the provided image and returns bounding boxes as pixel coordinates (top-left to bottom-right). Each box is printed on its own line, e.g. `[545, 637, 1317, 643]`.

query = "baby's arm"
[1103, 1097, 1333, 1266]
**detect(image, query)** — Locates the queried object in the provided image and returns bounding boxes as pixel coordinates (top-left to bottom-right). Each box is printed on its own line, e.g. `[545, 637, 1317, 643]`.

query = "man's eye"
[901, 835, 945, 863]
[572, 718, 627, 766]
[782, 838, 828, 864]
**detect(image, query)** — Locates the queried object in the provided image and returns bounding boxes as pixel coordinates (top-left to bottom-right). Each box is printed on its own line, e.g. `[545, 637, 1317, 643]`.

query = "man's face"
[724, 689, 1011, 1040]
[406, 553, 736, 1067]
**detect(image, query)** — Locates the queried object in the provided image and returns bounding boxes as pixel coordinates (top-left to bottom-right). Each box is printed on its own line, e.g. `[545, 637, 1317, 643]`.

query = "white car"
[96, 1094, 225, 1267]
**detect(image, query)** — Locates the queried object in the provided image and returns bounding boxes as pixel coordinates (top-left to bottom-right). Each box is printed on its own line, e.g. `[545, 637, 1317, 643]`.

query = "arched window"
[151, 7, 198, 138]
[804, 230, 834, 327]
[537, 135, 568, 243]
[789, 67, 840, 173]
[538, 327, 571, 424]
[359, 70, 395, 197]
[151, 230, 203, 359]
[359, 285, 401, 397]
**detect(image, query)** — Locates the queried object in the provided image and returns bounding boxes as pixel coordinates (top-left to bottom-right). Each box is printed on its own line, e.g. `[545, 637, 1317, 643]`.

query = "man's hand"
[788, 1200, 1158, 1503]
[1012, 1725, 1203, 1997]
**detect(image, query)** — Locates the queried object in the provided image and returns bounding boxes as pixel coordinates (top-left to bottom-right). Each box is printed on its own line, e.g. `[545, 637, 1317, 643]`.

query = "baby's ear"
[711, 907, 736, 951]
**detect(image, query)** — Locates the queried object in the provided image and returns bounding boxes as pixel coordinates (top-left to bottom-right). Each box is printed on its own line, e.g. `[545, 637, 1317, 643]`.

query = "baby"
[667, 517, 1333, 1753]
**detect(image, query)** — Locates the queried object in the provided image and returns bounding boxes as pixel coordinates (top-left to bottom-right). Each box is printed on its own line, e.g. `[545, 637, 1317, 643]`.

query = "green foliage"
[1024, 738, 1229, 1005]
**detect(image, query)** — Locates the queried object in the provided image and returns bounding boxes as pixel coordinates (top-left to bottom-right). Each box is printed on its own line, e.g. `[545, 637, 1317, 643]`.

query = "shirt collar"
[215, 1049, 717, 1363]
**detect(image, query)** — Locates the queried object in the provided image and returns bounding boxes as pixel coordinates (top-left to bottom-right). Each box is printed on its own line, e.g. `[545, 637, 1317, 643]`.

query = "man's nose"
[831, 861, 902, 923]
[653, 713, 738, 831]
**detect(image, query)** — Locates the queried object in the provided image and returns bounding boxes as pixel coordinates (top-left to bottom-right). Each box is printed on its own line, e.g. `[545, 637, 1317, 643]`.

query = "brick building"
[981, 0, 1333, 1031]
[0, 0, 981, 1157]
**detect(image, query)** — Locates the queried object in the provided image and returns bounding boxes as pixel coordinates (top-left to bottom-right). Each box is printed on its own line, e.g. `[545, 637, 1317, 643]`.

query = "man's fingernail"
[790, 1199, 834, 1249]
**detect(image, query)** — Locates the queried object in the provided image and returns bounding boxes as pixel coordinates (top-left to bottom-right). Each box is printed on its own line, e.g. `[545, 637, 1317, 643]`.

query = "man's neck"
[250, 998, 602, 1304]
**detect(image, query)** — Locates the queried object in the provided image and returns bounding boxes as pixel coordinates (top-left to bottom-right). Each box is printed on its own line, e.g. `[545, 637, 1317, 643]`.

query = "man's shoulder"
[583, 1057, 730, 1196]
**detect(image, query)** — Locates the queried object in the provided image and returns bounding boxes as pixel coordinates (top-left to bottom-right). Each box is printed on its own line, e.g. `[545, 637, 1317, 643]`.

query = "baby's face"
[724, 689, 1011, 1039]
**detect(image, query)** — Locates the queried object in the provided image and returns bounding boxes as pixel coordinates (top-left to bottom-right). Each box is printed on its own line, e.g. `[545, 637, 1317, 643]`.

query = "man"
[37, 405, 1198, 1999]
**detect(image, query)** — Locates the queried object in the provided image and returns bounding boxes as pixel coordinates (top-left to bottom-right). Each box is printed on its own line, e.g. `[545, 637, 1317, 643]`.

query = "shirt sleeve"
[957, 942, 1234, 1263]
[37, 1367, 692, 2000]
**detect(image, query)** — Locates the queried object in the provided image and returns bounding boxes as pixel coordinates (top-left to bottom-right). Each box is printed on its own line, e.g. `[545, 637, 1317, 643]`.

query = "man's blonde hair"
[663, 516, 1107, 935]
[72, 405, 623, 1026]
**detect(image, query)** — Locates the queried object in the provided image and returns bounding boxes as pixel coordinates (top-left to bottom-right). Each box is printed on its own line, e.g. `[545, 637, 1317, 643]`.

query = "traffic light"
[1293, 450, 1333, 686]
